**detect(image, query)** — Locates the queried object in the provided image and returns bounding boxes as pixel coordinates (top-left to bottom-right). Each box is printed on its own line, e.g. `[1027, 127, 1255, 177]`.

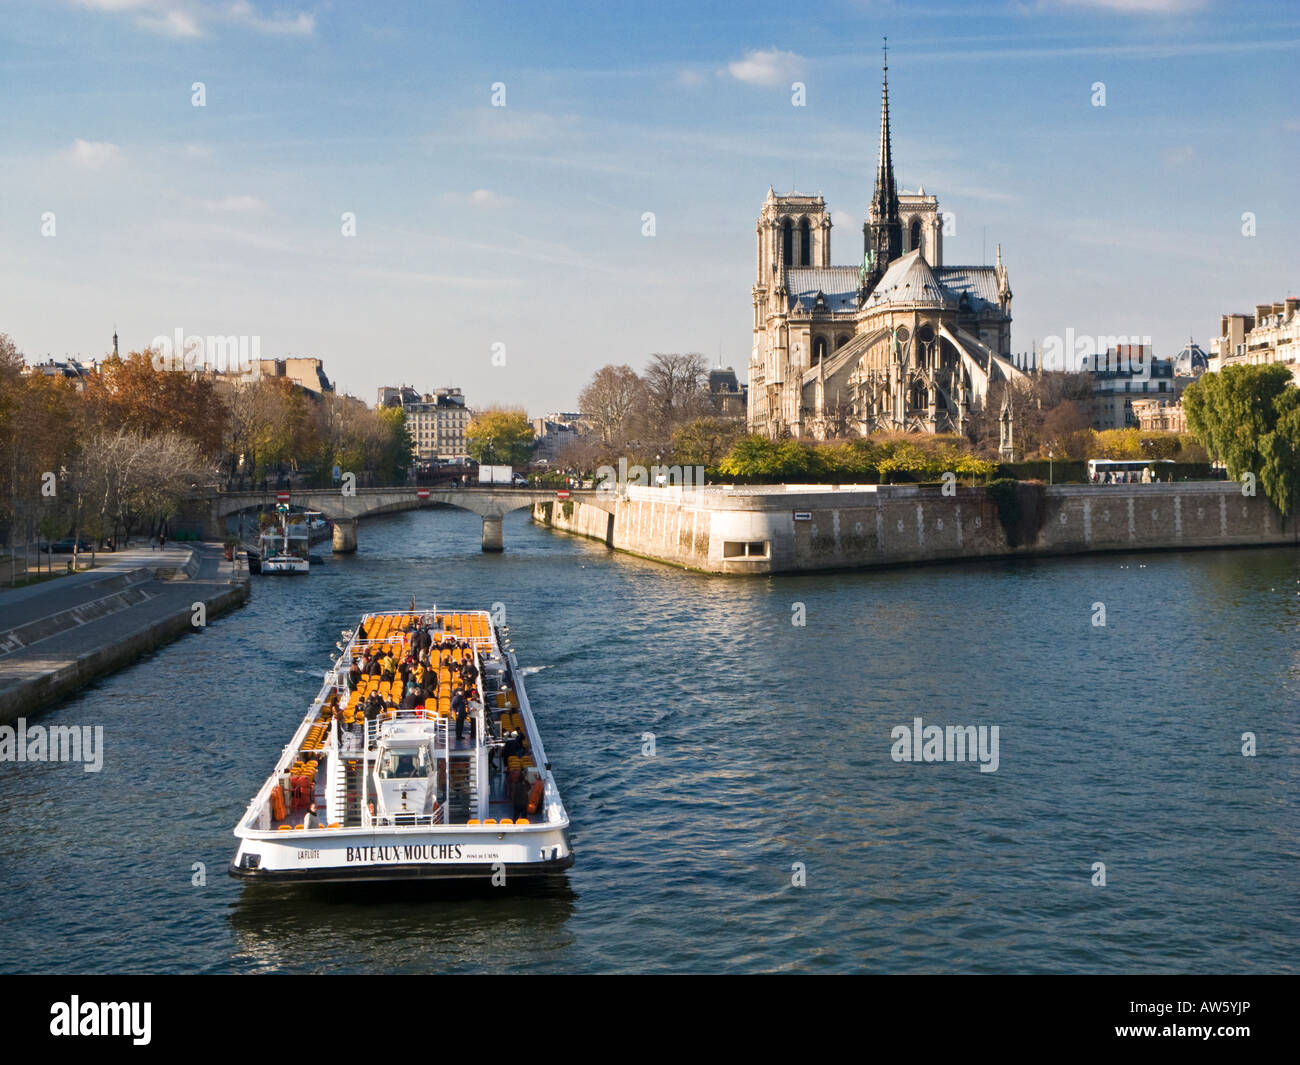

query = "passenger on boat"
[503, 730, 523, 760]
[451, 688, 469, 741]
[348, 660, 363, 687]
[512, 773, 531, 820]
[303, 803, 321, 829]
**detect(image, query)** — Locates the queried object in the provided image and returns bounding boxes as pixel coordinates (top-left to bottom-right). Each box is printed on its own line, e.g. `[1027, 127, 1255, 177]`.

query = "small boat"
[258, 506, 309, 575]
[229, 607, 573, 882]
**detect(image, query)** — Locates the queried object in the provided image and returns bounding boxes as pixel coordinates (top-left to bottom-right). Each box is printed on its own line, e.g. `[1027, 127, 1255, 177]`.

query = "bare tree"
[578, 365, 646, 445]
[643, 352, 710, 435]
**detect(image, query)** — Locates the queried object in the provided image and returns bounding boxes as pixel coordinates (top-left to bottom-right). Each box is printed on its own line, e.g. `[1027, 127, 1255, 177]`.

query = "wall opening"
[723, 540, 770, 559]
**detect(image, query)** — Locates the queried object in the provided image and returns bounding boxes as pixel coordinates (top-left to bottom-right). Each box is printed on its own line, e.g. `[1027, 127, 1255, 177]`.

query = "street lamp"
[1048, 449, 1054, 486]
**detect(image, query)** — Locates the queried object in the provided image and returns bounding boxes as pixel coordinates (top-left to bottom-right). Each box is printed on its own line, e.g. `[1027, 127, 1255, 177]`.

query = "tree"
[1259, 396, 1300, 517]
[1183, 364, 1294, 479]
[1039, 400, 1092, 459]
[1184, 364, 1300, 517]
[643, 353, 710, 436]
[466, 408, 534, 466]
[671, 417, 743, 468]
[578, 365, 646, 446]
[85, 351, 228, 459]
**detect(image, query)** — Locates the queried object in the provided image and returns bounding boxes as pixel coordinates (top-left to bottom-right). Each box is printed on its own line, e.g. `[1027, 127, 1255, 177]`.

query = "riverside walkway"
[0, 543, 249, 723]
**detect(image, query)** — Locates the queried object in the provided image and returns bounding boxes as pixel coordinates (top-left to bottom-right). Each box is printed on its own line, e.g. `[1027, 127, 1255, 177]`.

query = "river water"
[1, 507, 1296, 973]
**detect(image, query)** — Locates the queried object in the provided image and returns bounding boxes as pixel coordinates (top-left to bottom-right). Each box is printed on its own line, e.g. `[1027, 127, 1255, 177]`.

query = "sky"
[1, 0, 1296, 415]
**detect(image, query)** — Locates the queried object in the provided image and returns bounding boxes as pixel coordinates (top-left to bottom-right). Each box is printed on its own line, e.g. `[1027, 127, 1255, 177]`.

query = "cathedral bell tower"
[861, 41, 902, 300]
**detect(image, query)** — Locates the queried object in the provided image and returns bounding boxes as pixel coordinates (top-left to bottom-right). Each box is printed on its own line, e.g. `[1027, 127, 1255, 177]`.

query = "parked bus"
[1086, 458, 1175, 483]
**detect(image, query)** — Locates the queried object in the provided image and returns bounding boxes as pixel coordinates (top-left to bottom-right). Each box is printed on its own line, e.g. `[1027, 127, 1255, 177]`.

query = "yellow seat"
[277, 824, 293, 831]
[483, 818, 497, 825]
[514, 816, 529, 825]
[467, 819, 481, 825]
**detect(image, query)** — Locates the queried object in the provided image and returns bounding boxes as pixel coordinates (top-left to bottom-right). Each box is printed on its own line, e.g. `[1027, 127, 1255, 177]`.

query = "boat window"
[379, 749, 427, 779]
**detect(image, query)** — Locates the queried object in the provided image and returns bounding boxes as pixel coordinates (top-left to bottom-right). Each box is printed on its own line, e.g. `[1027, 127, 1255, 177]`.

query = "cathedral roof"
[862, 249, 953, 309]
[933, 266, 1001, 310]
[786, 267, 860, 312]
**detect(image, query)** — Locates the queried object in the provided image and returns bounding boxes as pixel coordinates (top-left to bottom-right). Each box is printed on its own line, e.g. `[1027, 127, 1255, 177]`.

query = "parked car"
[512, 473, 529, 486]
[43, 538, 92, 554]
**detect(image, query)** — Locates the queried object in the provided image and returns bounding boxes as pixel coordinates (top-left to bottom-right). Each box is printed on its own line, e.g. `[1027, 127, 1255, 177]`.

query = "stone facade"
[1211, 297, 1300, 385]
[380, 386, 471, 462]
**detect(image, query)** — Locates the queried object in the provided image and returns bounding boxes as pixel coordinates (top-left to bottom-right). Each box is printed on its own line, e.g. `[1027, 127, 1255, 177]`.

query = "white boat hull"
[261, 556, 309, 575]
[231, 824, 573, 881]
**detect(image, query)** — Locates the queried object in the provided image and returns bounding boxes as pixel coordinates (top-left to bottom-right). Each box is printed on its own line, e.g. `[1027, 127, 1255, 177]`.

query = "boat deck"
[258, 610, 543, 833]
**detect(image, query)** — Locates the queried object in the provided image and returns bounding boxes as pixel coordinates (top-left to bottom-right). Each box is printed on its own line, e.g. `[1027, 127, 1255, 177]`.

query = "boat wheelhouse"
[229, 608, 573, 882]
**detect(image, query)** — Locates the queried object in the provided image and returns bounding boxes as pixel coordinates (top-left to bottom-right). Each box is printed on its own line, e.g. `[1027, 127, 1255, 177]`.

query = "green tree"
[671, 416, 742, 468]
[1183, 364, 1294, 479]
[1258, 392, 1300, 517]
[1184, 364, 1300, 517]
[467, 408, 534, 466]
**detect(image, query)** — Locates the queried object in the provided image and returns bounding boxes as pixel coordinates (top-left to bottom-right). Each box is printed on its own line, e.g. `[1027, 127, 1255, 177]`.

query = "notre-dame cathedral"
[747, 53, 1026, 439]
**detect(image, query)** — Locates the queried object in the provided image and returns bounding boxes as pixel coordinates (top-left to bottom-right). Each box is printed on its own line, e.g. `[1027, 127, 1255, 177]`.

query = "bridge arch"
[200, 486, 613, 553]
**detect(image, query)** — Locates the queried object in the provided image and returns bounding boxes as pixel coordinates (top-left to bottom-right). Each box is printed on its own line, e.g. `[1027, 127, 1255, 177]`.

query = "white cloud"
[197, 194, 266, 212]
[439, 189, 517, 209]
[726, 48, 804, 88]
[1048, 0, 1207, 11]
[138, 8, 201, 36]
[225, 0, 315, 35]
[69, 0, 314, 38]
[62, 138, 123, 169]
[674, 69, 707, 88]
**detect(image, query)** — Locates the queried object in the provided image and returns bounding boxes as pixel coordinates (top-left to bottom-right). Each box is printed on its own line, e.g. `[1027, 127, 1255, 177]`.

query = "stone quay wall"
[532, 482, 1296, 575]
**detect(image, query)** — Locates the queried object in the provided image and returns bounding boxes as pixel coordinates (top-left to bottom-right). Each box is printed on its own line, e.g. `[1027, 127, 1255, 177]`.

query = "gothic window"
[835, 334, 849, 349]
[782, 220, 793, 266]
[799, 218, 811, 266]
[910, 218, 922, 253]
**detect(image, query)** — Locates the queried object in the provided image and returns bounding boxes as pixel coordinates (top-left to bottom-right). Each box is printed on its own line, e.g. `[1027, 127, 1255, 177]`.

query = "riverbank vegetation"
[0, 337, 411, 577]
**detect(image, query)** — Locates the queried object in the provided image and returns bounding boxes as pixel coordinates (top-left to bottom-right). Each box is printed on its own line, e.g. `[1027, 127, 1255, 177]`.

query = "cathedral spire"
[873, 38, 897, 222]
[861, 38, 902, 299]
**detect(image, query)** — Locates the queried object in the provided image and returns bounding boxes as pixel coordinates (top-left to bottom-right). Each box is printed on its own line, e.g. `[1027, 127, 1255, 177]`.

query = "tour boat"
[229, 607, 573, 882]
[257, 511, 310, 575]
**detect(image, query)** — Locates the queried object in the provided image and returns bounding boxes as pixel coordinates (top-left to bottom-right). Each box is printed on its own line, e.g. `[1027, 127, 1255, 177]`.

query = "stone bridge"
[199, 486, 613, 552]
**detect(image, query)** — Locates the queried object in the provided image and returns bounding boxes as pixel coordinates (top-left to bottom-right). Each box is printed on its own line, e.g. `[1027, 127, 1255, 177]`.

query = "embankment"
[532, 482, 1296, 575]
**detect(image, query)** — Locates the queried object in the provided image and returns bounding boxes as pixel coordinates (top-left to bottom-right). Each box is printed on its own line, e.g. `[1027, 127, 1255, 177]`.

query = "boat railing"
[372, 808, 444, 828]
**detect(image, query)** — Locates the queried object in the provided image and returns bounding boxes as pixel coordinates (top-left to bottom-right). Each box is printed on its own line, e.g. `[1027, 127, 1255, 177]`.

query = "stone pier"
[332, 518, 358, 553]
[481, 516, 503, 553]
